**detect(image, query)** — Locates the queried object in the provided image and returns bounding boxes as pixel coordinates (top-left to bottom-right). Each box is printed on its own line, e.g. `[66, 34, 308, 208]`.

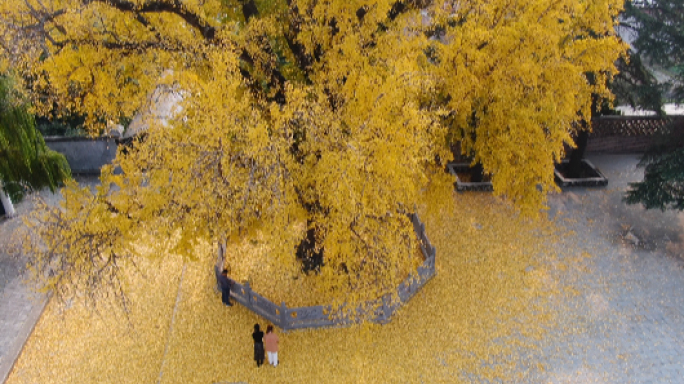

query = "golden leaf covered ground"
[7, 176, 582, 383]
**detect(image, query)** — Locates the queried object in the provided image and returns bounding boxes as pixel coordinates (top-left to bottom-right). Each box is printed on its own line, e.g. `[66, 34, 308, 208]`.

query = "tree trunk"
[296, 220, 324, 274]
[470, 162, 484, 182]
[567, 127, 589, 179]
[567, 93, 600, 179]
[0, 183, 16, 217]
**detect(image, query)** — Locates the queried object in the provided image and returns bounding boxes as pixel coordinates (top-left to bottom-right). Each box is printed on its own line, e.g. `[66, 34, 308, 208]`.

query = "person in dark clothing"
[218, 269, 233, 306]
[252, 323, 265, 367]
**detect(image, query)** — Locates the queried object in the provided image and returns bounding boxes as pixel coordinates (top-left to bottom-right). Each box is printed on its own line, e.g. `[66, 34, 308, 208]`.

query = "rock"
[624, 230, 640, 247]
[105, 123, 124, 138]
[566, 192, 581, 205]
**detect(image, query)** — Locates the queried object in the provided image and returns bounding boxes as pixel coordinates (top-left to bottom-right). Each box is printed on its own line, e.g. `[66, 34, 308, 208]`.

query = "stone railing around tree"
[214, 214, 436, 331]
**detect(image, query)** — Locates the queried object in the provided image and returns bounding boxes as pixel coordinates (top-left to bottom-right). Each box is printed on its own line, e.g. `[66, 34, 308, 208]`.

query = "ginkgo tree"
[1, 0, 626, 308]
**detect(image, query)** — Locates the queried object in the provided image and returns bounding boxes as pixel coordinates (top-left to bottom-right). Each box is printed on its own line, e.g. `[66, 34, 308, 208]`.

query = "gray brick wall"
[44, 137, 118, 174]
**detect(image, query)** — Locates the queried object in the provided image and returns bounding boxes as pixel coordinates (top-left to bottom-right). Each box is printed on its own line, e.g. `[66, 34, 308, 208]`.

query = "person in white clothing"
[263, 325, 279, 367]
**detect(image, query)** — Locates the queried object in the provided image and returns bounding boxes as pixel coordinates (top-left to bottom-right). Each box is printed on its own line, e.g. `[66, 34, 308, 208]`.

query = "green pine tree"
[621, 0, 684, 210]
[622, 0, 684, 102]
[0, 75, 71, 216]
[624, 144, 684, 211]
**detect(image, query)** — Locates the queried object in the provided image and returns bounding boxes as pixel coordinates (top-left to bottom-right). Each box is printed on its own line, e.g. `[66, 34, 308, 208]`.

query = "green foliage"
[624, 144, 684, 211]
[0, 76, 71, 201]
[621, 0, 684, 103]
[611, 55, 666, 115]
[36, 115, 87, 138]
[620, 0, 684, 210]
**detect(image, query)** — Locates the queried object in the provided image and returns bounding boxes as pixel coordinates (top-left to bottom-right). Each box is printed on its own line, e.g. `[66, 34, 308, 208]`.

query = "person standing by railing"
[218, 269, 233, 306]
[264, 325, 279, 367]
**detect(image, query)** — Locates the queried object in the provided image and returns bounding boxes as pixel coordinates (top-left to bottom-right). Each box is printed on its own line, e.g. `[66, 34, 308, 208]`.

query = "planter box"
[446, 163, 494, 192]
[554, 159, 608, 187]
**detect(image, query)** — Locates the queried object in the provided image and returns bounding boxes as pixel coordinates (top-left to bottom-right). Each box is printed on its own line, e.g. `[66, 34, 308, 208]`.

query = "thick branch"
[283, 5, 315, 75]
[53, 38, 187, 53]
[87, 0, 216, 40]
[241, 0, 259, 21]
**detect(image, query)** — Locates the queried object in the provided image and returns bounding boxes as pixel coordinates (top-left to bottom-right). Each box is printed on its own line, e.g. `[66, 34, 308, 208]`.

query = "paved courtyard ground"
[535, 154, 684, 384]
[0, 191, 49, 384]
[1, 154, 683, 383]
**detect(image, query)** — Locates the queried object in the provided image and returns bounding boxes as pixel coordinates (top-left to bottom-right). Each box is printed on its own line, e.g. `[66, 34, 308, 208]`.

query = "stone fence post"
[280, 302, 288, 330]
[381, 294, 391, 323]
[214, 241, 226, 293]
[244, 281, 253, 305]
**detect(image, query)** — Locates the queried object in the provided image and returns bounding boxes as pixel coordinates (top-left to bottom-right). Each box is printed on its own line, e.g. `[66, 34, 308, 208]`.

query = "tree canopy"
[620, 0, 684, 103]
[620, 0, 684, 211]
[2, 0, 626, 306]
